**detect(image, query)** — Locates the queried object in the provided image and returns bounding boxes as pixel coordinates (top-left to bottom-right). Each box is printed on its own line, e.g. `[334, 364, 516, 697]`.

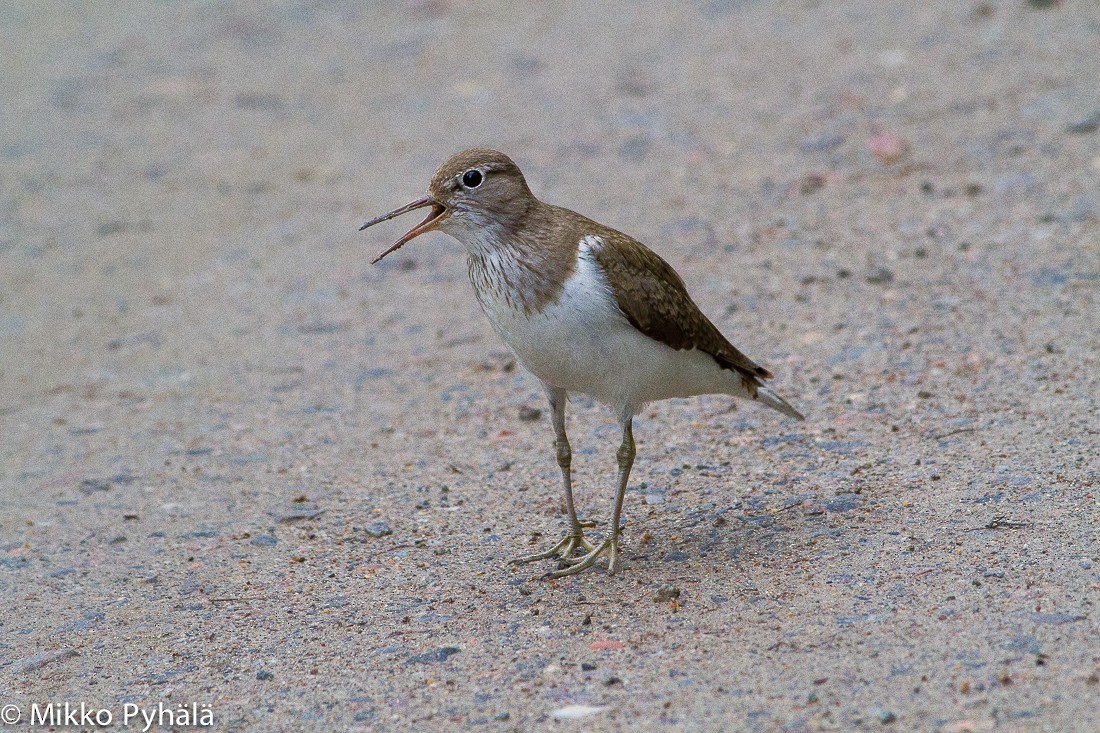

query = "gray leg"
[513, 387, 595, 565]
[548, 415, 634, 578]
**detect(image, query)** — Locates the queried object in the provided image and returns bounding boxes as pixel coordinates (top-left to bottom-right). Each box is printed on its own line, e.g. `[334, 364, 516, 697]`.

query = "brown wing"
[591, 229, 773, 383]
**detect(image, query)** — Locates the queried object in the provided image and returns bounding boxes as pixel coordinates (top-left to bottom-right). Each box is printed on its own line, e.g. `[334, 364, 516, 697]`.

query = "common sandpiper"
[360, 148, 803, 578]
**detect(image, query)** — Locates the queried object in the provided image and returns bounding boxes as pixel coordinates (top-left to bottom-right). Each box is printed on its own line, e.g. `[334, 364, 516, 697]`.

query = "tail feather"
[755, 383, 805, 421]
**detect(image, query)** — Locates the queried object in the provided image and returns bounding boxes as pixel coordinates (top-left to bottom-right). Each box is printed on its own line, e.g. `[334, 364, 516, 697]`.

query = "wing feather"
[588, 230, 773, 383]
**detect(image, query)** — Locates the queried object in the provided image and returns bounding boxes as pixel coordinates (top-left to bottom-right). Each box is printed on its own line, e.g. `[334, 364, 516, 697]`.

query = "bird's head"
[361, 148, 534, 263]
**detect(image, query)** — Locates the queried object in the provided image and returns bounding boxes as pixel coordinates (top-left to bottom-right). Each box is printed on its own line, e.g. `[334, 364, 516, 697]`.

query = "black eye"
[462, 169, 483, 188]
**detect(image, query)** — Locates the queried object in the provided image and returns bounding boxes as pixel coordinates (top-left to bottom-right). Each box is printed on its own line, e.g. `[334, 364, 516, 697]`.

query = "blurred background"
[1, 2, 1097, 730]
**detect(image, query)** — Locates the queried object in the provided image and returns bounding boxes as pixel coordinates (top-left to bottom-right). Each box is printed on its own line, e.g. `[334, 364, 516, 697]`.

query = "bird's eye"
[462, 169, 483, 188]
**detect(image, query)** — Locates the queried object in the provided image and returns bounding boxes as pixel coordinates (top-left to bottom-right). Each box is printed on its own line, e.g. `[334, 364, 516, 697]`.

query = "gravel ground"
[2, 2, 1098, 731]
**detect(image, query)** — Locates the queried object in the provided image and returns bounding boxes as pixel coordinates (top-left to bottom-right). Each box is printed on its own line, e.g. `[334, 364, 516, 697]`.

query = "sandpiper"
[360, 148, 803, 578]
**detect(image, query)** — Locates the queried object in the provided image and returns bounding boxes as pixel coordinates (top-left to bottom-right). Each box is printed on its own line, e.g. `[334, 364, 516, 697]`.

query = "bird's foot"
[545, 534, 620, 579]
[513, 525, 596, 565]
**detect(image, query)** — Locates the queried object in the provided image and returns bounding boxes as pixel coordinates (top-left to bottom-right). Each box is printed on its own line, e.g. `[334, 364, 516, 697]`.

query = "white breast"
[473, 236, 750, 416]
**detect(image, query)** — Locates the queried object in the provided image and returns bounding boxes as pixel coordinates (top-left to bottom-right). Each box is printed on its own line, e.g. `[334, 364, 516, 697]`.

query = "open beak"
[359, 196, 447, 264]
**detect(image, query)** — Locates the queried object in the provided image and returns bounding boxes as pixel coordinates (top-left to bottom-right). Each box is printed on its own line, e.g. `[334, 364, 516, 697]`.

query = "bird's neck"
[459, 201, 580, 316]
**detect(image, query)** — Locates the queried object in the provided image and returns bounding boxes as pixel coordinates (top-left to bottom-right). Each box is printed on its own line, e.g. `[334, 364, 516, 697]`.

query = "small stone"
[518, 406, 542, 422]
[868, 707, 897, 724]
[79, 478, 111, 494]
[276, 506, 323, 523]
[618, 135, 650, 162]
[250, 535, 277, 547]
[1030, 612, 1086, 625]
[256, 670, 274, 680]
[96, 220, 131, 237]
[825, 494, 863, 513]
[654, 585, 681, 602]
[1067, 112, 1100, 134]
[364, 521, 393, 538]
[867, 134, 909, 164]
[865, 266, 895, 285]
[551, 704, 609, 720]
[15, 648, 78, 673]
[799, 132, 846, 153]
[973, 2, 994, 19]
[581, 662, 597, 671]
[799, 173, 829, 195]
[407, 646, 461, 664]
[603, 675, 622, 686]
[493, 712, 510, 721]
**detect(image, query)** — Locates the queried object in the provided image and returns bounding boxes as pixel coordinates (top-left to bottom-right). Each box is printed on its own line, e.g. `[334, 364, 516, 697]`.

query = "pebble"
[654, 585, 681, 602]
[799, 173, 829, 195]
[518, 406, 542, 422]
[619, 135, 651, 162]
[1029, 612, 1086, 625]
[79, 478, 111, 494]
[276, 506, 323, 523]
[868, 707, 897, 724]
[256, 670, 274, 680]
[250, 535, 278, 547]
[825, 494, 863, 513]
[407, 646, 461, 664]
[864, 266, 895, 285]
[364, 521, 393, 538]
[867, 134, 909, 164]
[799, 132, 846, 153]
[1067, 111, 1100, 134]
[551, 704, 609, 720]
[15, 647, 78, 673]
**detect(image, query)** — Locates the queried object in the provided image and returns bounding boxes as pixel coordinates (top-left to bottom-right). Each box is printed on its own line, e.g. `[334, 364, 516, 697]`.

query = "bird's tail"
[755, 383, 805, 421]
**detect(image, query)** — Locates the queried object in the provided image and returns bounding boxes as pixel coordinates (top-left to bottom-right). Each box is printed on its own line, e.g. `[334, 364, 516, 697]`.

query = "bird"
[360, 148, 803, 578]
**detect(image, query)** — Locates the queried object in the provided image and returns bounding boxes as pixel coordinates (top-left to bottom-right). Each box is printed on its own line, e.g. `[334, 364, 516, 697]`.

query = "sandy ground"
[2, 1, 1099, 731]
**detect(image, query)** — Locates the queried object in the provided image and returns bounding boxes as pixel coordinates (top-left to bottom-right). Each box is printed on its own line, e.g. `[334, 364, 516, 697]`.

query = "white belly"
[475, 245, 748, 415]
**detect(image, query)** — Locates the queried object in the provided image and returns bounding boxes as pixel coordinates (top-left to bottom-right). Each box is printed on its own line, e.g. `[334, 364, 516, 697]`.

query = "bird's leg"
[513, 387, 595, 565]
[549, 416, 634, 578]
